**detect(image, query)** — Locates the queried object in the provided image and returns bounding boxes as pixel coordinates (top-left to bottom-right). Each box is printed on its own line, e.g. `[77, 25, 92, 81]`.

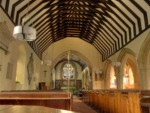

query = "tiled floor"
[72, 97, 97, 113]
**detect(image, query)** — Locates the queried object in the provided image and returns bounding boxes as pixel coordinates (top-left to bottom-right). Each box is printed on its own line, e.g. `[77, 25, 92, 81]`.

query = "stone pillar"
[114, 66, 122, 89]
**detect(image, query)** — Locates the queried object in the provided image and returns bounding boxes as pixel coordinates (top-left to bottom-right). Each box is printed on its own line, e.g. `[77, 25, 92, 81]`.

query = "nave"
[0, 90, 149, 113]
[0, 90, 97, 113]
[0, 0, 150, 113]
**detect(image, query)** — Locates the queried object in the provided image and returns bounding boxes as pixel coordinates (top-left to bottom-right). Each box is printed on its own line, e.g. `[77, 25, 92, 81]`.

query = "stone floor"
[72, 96, 97, 113]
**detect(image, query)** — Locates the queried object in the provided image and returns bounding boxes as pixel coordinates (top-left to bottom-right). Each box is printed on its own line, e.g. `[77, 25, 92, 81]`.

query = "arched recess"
[45, 50, 93, 90]
[15, 42, 27, 87]
[118, 48, 140, 89]
[137, 32, 150, 89]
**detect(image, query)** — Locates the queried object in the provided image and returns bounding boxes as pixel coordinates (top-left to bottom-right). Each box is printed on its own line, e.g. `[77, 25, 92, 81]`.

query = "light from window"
[63, 63, 75, 79]
[110, 66, 117, 89]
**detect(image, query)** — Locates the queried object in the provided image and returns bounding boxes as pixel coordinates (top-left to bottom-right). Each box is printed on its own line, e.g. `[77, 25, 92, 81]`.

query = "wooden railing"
[0, 91, 72, 111]
[140, 91, 150, 113]
[83, 90, 150, 113]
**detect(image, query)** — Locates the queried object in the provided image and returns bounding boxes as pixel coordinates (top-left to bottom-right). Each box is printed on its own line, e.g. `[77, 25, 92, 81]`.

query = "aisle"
[72, 97, 97, 113]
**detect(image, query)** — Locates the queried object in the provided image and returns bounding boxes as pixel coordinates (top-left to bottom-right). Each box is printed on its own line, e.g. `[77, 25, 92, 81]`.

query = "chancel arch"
[54, 55, 83, 92]
[103, 59, 114, 89]
[52, 50, 93, 92]
[118, 48, 140, 89]
[53, 50, 92, 71]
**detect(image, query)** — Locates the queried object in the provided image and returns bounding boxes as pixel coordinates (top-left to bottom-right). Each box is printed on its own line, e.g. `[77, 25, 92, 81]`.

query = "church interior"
[0, 0, 150, 113]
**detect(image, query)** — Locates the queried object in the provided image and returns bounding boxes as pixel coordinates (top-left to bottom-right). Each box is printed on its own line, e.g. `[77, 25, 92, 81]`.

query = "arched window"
[63, 63, 75, 79]
[123, 62, 134, 89]
[110, 66, 117, 89]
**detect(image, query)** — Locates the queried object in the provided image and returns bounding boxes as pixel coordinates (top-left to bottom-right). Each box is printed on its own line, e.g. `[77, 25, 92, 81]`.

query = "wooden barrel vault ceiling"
[0, 0, 150, 60]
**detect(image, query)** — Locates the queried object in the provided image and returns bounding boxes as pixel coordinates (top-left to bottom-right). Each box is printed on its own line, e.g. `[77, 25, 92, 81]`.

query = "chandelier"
[13, 26, 36, 41]
[13, 1, 36, 41]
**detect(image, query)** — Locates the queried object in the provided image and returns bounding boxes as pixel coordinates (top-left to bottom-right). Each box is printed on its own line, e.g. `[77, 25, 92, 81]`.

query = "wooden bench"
[140, 91, 150, 113]
[141, 103, 150, 113]
[83, 90, 150, 113]
[0, 91, 72, 110]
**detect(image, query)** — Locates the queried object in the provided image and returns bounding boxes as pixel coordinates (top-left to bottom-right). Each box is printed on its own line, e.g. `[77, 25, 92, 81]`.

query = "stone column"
[114, 66, 122, 89]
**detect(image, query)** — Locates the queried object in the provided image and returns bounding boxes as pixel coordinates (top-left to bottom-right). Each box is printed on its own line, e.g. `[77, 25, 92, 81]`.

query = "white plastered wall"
[0, 7, 42, 91]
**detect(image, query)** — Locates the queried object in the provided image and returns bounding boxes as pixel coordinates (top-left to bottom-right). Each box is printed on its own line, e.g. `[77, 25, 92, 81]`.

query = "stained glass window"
[63, 63, 75, 79]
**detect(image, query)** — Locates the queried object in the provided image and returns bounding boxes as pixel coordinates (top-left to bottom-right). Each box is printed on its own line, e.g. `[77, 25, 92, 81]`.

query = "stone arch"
[53, 50, 92, 71]
[137, 31, 150, 89]
[117, 48, 136, 62]
[118, 48, 140, 89]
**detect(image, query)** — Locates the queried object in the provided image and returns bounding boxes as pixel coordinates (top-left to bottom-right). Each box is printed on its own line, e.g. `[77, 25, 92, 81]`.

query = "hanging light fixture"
[13, 0, 36, 41]
[13, 26, 36, 41]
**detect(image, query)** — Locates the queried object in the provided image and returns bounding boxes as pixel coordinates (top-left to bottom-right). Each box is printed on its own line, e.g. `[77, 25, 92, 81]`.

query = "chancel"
[0, 0, 150, 113]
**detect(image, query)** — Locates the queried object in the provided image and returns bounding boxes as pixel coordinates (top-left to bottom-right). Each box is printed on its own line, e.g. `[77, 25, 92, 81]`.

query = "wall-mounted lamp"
[112, 61, 121, 67]
[95, 69, 103, 80]
[95, 70, 103, 75]
[42, 60, 52, 66]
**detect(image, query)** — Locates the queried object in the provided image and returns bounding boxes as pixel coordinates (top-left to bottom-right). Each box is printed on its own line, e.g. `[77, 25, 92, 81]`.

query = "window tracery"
[63, 63, 75, 79]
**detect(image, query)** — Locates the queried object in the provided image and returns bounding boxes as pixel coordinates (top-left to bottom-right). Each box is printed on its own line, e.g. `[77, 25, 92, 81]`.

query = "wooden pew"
[140, 91, 150, 113]
[141, 103, 150, 113]
[0, 91, 72, 110]
[93, 91, 99, 110]
[83, 90, 150, 113]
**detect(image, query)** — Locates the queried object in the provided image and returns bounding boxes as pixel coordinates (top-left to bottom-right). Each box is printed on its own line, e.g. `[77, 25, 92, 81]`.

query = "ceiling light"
[13, 0, 36, 41]
[13, 25, 36, 41]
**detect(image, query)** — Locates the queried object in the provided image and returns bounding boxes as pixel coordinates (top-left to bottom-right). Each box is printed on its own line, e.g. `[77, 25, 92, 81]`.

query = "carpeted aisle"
[72, 97, 97, 113]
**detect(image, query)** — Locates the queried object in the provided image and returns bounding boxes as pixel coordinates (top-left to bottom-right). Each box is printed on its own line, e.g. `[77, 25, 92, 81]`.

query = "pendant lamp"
[13, 25, 36, 41]
[13, 0, 36, 41]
